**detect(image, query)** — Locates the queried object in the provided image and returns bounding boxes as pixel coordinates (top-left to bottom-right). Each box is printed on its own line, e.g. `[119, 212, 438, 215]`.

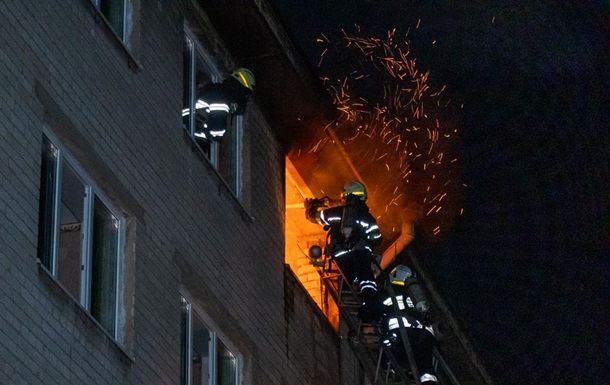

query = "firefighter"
[305, 180, 382, 297]
[192, 68, 255, 140]
[359, 264, 438, 384]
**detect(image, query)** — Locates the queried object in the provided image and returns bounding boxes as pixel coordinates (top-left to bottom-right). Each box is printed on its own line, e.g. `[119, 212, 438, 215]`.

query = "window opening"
[284, 158, 340, 329]
[90, 196, 120, 336]
[182, 32, 221, 160]
[38, 133, 124, 340]
[181, 297, 240, 385]
[37, 136, 59, 270]
[93, 0, 131, 44]
[57, 160, 87, 301]
[217, 340, 238, 385]
[182, 28, 244, 199]
[217, 115, 243, 198]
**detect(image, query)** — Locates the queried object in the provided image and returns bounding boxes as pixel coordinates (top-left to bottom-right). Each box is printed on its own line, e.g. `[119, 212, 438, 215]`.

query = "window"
[217, 115, 242, 195]
[181, 297, 240, 385]
[92, 0, 133, 45]
[38, 134, 124, 340]
[182, 29, 244, 199]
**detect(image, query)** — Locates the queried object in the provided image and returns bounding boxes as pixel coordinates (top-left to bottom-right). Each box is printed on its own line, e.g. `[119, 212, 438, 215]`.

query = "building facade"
[0, 1, 364, 385]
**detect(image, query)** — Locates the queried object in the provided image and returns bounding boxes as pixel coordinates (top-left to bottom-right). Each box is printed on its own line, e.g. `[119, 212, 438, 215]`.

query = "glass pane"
[217, 120, 239, 195]
[58, 161, 86, 301]
[183, 35, 194, 133]
[217, 340, 237, 385]
[100, 0, 125, 40]
[37, 136, 59, 269]
[192, 314, 211, 385]
[90, 196, 119, 336]
[180, 298, 190, 385]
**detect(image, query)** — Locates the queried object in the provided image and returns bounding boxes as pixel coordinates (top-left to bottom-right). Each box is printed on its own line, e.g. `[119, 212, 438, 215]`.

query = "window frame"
[84, 0, 141, 70]
[38, 131, 125, 341]
[216, 115, 244, 199]
[181, 296, 242, 385]
[183, 26, 244, 200]
[91, 0, 130, 44]
[183, 30, 223, 157]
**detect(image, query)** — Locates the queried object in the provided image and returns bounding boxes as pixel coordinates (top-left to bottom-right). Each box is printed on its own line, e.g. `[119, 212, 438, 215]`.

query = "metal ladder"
[318, 255, 461, 385]
[319, 257, 416, 384]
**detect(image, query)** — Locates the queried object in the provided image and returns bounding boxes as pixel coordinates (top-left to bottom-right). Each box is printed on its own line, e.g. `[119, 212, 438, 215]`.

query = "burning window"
[284, 157, 340, 328]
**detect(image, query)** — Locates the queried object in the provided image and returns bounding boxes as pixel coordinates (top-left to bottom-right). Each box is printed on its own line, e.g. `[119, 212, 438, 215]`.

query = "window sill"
[37, 260, 136, 364]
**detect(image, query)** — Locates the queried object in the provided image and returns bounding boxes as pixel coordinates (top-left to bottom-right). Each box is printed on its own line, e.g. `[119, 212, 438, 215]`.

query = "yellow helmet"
[390, 265, 414, 286]
[342, 180, 367, 201]
[231, 68, 255, 91]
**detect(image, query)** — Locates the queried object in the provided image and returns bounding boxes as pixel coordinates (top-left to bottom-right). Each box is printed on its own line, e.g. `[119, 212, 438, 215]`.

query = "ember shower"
[313, 26, 465, 240]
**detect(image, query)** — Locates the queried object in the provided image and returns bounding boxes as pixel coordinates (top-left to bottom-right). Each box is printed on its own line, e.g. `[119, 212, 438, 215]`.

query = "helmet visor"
[342, 190, 366, 198]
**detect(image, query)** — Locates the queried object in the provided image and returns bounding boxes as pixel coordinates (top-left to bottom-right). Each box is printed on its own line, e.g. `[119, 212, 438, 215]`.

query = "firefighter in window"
[305, 181, 382, 298]
[359, 264, 438, 384]
[194, 68, 255, 141]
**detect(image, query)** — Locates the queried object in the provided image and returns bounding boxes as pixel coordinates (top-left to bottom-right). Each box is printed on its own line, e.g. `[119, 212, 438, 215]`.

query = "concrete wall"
[0, 1, 364, 384]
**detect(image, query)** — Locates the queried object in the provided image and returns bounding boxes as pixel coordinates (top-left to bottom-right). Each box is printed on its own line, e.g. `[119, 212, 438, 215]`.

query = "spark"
[308, 26, 465, 239]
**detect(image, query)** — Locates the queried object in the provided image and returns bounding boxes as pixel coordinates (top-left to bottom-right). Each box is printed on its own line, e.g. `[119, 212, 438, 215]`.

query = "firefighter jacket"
[193, 77, 253, 139]
[359, 284, 435, 336]
[315, 201, 382, 258]
[197, 77, 252, 114]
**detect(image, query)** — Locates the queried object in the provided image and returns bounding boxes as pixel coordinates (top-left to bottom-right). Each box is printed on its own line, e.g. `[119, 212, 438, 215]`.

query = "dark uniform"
[193, 76, 252, 140]
[306, 187, 382, 296]
[182, 68, 254, 141]
[360, 266, 438, 384]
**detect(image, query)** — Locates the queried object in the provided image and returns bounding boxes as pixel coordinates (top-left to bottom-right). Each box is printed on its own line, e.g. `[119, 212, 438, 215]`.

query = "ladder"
[318, 255, 461, 385]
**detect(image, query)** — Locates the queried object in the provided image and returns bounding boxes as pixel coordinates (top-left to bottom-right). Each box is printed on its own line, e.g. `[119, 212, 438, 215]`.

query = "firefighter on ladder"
[360, 265, 439, 384]
[305, 180, 382, 298]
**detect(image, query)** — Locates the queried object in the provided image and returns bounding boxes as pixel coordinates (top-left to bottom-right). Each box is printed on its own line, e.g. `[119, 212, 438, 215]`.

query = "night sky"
[270, 1, 610, 384]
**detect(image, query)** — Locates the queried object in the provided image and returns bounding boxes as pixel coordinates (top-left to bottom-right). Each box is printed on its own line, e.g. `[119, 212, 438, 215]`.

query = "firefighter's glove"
[304, 199, 318, 221]
[305, 198, 327, 221]
[304, 198, 312, 210]
[306, 197, 328, 208]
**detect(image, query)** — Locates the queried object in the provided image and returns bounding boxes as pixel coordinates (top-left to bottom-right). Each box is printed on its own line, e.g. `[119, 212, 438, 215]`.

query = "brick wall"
[283, 267, 363, 385]
[0, 1, 365, 385]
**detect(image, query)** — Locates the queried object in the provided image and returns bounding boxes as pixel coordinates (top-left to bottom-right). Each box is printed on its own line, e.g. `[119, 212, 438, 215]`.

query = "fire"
[310, 26, 465, 240]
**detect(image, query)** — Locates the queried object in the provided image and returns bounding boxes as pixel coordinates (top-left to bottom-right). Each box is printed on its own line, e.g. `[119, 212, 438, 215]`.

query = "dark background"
[270, 1, 610, 384]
